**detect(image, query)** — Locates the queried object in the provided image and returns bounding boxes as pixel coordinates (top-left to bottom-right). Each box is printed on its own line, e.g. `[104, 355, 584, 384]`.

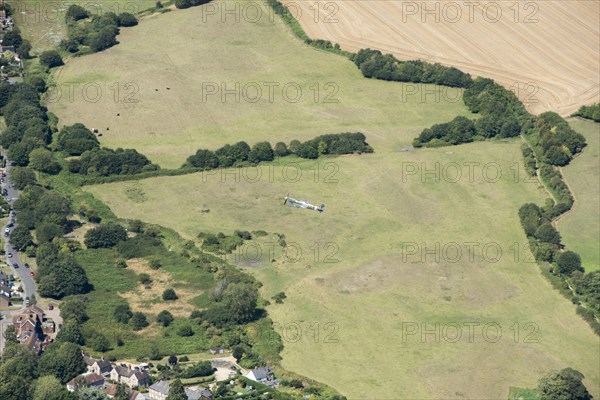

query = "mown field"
[47, 0, 600, 398]
[557, 118, 600, 271]
[48, 1, 469, 168]
[86, 142, 600, 399]
[7, 1, 157, 53]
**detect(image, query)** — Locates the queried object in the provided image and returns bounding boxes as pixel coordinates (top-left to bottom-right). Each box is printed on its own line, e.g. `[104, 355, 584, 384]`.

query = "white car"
[4, 228, 9, 233]
[7, 252, 13, 258]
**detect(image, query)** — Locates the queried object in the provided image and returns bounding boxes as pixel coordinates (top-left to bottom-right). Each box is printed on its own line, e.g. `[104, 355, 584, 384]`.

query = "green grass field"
[85, 142, 600, 399]
[7, 1, 158, 53]
[46, 1, 600, 398]
[48, 1, 469, 168]
[557, 118, 600, 271]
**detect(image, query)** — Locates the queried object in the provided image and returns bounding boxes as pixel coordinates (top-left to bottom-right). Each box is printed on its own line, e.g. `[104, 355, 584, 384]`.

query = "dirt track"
[282, 0, 599, 116]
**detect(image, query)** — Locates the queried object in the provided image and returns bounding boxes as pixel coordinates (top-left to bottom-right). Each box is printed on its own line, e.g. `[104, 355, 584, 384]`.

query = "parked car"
[3, 228, 8, 234]
[7, 252, 13, 258]
[24, 263, 29, 268]
[7, 222, 13, 228]
[29, 271, 34, 277]
[12, 263, 18, 268]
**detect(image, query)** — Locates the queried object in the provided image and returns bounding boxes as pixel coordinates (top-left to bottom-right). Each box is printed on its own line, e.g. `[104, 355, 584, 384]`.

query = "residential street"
[1, 151, 36, 307]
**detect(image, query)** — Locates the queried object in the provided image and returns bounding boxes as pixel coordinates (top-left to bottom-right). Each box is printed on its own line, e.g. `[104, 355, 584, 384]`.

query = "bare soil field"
[283, 0, 600, 116]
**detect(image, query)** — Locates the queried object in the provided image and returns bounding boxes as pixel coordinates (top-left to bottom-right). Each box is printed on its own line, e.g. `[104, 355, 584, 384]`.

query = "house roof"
[186, 388, 212, 400]
[248, 367, 271, 380]
[85, 373, 105, 385]
[150, 380, 170, 395]
[114, 366, 149, 381]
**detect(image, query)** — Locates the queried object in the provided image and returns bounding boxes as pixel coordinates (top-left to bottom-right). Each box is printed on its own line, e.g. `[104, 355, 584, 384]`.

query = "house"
[148, 381, 212, 400]
[186, 388, 213, 400]
[84, 355, 112, 376]
[66, 373, 105, 392]
[209, 347, 224, 355]
[105, 384, 142, 400]
[12, 307, 42, 343]
[245, 367, 272, 383]
[110, 365, 150, 388]
[148, 380, 169, 400]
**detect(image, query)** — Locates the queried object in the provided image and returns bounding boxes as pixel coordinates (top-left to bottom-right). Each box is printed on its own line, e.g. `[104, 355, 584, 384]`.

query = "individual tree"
[27, 76, 47, 93]
[113, 304, 133, 324]
[37, 342, 86, 383]
[8, 166, 36, 190]
[16, 40, 32, 59]
[1, 30, 23, 47]
[168, 354, 178, 365]
[84, 223, 128, 248]
[9, 225, 33, 250]
[248, 141, 274, 163]
[156, 310, 174, 327]
[535, 223, 561, 245]
[538, 368, 591, 400]
[222, 283, 258, 323]
[86, 331, 110, 352]
[166, 379, 187, 400]
[57, 319, 84, 345]
[113, 384, 129, 400]
[556, 251, 583, 275]
[117, 12, 138, 26]
[28, 148, 61, 174]
[39, 51, 63, 68]
[77, 388, 110, 399]
[65, 4, 89, 21]
[8, 139, 39, 166]
[36, 222, 65, 243]
[130, 312, 149, 330]
[32, 375, 75, 400]
[185, 149, 219, 169]
[162, 288, 178, 301]
[88, 28, 118, 52]
[3, 325, 18, 344]
[274, 142, 289, 157]
[59, 296, 88, 323]
[37, 255, 89, 299]
[56, 124, 99, 156]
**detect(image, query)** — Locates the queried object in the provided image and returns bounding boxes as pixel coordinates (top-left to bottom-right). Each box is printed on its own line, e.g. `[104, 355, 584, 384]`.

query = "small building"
[209, 347, 224, 355]
[245, 367, 275, 385]
[66, 373, 105, 392]
[105, 384, 142, 400]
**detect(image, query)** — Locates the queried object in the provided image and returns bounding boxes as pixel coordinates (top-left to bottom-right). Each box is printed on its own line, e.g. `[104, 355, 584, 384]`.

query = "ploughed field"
[283, 0, 600, 116]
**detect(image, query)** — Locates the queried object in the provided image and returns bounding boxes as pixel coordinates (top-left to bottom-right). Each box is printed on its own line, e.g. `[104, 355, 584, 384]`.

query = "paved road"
[1, 152, 36, 306]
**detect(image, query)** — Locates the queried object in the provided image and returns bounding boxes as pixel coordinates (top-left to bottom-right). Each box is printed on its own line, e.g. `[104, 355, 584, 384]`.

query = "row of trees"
[175, 0, 212, 9]
[413, 77, 527, 147]
[185, 132, 372, 169]
[68, 147, 158, 176]
[61, 5, 138, 53]
[573, 103, 600, 122]
[352, 48, 472, 88]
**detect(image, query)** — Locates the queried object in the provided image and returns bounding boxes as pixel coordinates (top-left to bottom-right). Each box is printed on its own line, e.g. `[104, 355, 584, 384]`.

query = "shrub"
[84, 223, 128, 248]
[163, 288, 178, 301]
[114, 304, 133, 324]
[130, 312, 149, 330]
[177, 324, 194, 337]
[156, 310, 174, 327]
[65, 4, 89, 21]
[139, 273, 152, 285]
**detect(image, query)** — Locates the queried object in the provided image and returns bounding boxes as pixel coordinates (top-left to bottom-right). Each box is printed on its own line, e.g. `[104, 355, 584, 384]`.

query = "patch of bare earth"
[120, 258, 197, 317]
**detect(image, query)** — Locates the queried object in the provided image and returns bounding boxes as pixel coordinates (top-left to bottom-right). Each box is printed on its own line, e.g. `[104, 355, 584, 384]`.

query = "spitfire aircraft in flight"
[283, 194, 325, 213]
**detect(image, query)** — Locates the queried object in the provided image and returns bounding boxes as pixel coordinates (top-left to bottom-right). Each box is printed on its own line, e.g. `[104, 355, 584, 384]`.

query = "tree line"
[185, 132, 373, 169]
[573, 103, 600, 122]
